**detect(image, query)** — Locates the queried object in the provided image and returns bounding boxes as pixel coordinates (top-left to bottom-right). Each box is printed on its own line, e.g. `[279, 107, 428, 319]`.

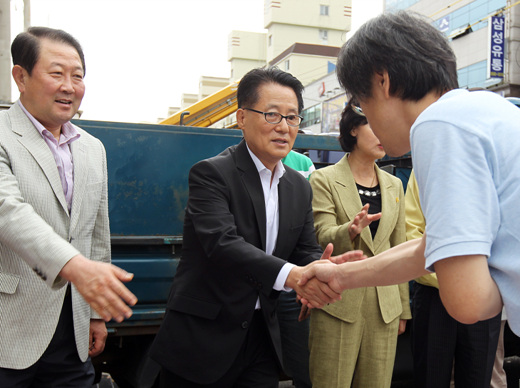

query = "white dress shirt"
[247, 146, 296, 309]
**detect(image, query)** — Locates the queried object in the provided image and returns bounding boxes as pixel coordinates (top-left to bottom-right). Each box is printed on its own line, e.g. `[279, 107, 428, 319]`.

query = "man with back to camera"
[0, 27, 137, 386]
[405, 171, 502, 388]
[150, 67, 363, 388]
[299, 11, 520, 353]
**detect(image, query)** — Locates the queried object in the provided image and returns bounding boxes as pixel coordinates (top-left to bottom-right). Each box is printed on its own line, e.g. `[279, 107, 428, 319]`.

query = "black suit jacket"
[150, 140, 322, 384]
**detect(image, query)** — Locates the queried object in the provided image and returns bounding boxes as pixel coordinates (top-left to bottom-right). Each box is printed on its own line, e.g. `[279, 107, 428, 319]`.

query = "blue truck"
[81, 119, 520, 388]
[80, 120, 345, 387]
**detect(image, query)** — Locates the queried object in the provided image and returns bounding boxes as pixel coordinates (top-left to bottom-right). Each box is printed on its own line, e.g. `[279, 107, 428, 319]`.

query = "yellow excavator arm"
[160, 81, 239, 127]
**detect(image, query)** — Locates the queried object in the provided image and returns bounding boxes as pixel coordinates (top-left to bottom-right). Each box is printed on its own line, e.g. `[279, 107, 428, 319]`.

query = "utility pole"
[24, 0, 30, 29]
[0, 0, 12, 103]
[0, 0, 31, 104]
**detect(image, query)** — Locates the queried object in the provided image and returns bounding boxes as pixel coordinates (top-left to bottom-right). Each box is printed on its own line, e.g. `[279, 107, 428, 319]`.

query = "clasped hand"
[286, 243, 365, 314]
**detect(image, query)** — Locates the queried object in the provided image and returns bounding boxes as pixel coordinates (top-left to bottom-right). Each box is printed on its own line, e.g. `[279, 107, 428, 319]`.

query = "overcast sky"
[14, 0, 383, 123]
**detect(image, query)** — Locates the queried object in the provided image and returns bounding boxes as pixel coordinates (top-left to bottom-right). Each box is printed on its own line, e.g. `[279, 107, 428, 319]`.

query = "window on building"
[268, 35, 272, 46]
[319, 29, 328, 44]
[320, 5, 329, 16]
[285, 60, 290, 71]
[301, 104, 322, 129]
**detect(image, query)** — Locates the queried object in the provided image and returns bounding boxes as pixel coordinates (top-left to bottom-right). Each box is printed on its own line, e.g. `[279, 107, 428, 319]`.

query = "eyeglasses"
[243, 108, 303, 127]
[352, 105, 366, 117]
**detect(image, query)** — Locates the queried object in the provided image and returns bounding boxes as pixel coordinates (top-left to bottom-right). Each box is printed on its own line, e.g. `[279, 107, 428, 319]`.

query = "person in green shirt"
[282, 150, 315, 181]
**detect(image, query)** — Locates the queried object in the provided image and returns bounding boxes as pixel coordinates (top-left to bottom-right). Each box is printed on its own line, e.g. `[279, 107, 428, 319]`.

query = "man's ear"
[372, 70, 390, 98]
[236, 108, 245, 129]
[12, 65, 27, 93]
[373, 70, 392, 99]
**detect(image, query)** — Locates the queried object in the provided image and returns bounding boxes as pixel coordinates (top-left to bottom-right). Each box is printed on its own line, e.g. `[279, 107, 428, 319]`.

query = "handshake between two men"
[60, 243, 364, 324]
[284, 243, 366, 319]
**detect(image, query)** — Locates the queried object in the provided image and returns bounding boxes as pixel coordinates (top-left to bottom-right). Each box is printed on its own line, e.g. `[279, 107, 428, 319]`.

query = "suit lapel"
[10, 105, 69, 215]
[334, 156, 375, 253]
[235, 141, 267, 251]
[273, 171, 292, 256]
[372, 167, 397, 253]
[69, 139, 88, 232]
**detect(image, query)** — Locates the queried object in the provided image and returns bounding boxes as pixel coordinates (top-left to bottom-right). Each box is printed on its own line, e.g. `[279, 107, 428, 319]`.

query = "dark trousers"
[160, 310, 279, 388]
[411, 283, 501, 388]
[277, 290, 311, 388]
[0, 289, 95, 388]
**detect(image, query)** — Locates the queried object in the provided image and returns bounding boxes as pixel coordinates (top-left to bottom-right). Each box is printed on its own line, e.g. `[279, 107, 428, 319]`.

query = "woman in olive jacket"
[308, 99, 411, 388]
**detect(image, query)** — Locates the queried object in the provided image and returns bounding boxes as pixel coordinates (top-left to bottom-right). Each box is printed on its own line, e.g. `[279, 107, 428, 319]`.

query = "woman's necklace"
[348, 155, 380, 195]
[369, 171, 376, 188]
[357, 171, 380, 197]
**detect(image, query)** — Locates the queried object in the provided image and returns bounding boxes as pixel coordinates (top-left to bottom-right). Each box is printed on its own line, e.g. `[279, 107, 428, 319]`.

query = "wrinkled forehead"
[36, 38, 84, 72]
[256, 83, 298, 109]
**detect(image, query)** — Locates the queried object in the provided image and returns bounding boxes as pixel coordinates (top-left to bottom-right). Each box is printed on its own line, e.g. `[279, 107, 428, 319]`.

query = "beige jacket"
[0, 103, 110, 369]
[310, 155, 411, 323]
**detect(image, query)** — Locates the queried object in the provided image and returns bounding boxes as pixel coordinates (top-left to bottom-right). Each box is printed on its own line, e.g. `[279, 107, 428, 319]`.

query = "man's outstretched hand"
[296, 244, 365, 308]
[286, 262, 342, 309]
[299, 261, 342, 290]
[286, 244, 365, 309]
[60, 255, 138, 322]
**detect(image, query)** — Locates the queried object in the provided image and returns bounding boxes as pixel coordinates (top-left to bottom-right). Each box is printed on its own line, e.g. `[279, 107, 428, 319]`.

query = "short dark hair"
[338, 98, 368, 152]
[337, 11, 458, 102]
[11, 26, 86, 76]
[237, 67, 304, 113]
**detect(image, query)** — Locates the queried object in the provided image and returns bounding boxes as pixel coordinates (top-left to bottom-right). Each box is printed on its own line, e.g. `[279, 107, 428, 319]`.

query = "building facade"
[168, 0, 353, 126]
[300, 0, 520, 135]
[228, 0, 352, 83]
[268, 42, 340, 86]
[387, 0, 520, 96]
[263, 0, 351, 62]
[301, 71, 345, 134]
[228, 30, 267, 81]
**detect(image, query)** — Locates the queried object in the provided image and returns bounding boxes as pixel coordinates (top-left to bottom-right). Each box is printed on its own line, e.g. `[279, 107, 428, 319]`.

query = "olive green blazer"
[310, 155, 411, 323]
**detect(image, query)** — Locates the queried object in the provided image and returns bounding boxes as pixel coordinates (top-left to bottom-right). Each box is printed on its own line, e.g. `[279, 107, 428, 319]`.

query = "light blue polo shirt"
[410, 89, 520, 335]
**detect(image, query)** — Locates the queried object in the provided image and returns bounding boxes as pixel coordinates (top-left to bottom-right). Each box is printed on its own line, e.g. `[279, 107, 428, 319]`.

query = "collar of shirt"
[17, 100, 81, 145]
[246, 144, 286, 185]
[246, 143, 285, 254]
[17, 100, 80, 213]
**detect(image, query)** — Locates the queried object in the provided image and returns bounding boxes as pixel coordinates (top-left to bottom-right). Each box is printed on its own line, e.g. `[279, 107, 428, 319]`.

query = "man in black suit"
[150, 67, 360, 387]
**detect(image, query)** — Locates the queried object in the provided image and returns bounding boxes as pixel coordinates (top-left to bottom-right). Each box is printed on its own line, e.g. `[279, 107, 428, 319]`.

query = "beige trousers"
[309, 287, 399, 388]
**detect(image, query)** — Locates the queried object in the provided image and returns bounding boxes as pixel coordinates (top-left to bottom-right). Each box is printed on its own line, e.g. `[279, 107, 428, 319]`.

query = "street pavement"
[94, 373, 296, 387]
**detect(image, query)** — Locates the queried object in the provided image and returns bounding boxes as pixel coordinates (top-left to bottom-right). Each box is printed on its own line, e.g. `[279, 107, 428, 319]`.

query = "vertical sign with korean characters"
[488, 16, 505, 79]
